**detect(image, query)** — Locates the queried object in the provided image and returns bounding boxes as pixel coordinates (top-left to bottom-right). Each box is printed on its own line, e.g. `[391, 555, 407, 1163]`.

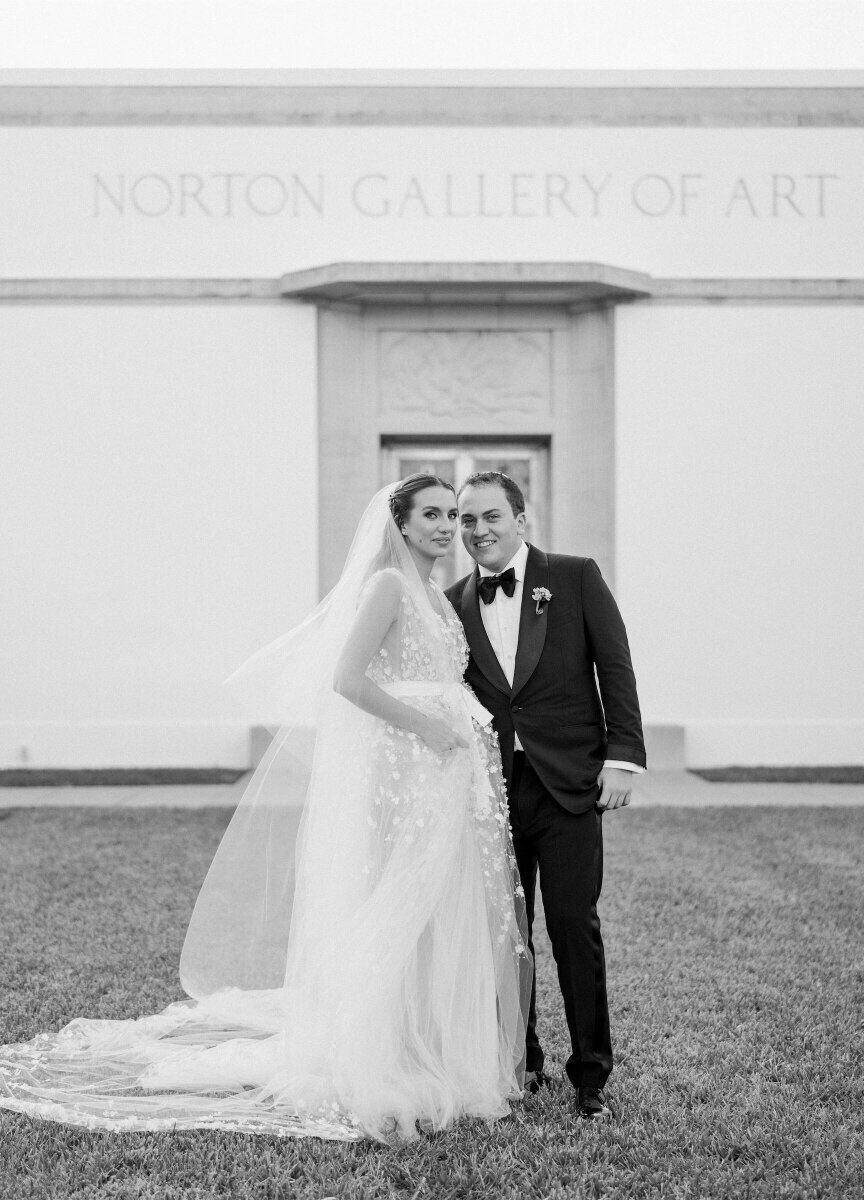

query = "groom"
[446, 471, 645, 1121]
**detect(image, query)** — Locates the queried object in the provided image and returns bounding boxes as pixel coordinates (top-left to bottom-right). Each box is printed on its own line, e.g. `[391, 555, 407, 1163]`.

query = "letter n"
[93, 174, 125, 216]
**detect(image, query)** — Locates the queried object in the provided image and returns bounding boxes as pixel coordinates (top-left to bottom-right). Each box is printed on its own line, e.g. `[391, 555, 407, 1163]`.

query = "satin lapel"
[511, 545, 550, 699]
[461, 569, 512, 696]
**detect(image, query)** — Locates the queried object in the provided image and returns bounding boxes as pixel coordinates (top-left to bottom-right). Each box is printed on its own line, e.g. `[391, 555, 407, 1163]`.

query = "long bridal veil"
[0, 484, 530, 1141]
[180, 484, 436, 1000]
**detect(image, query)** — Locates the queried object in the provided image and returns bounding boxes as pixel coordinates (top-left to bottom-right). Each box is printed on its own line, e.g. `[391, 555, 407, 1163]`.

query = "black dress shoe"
[576, 1086, 613, 1120]
[523, 1069, 550, 1094]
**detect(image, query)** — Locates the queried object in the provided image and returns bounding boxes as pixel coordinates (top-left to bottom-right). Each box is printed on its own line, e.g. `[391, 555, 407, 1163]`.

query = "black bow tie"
[478, 567, 517, 605]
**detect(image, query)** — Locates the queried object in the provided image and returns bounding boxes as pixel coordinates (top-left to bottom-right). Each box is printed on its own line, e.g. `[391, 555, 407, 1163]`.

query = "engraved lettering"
[85, 167, 842, 225]
[179, 174, 211, 217]
[772, 174, 804, 217]
[352, 174, 389, 217]
[245, 174, 287, 216]
[511, 174, 535, 218]
[680, 174, 703, 216]
[292, 174, 324, 215]
[130, 174, 173, 217]
[92, 174, 125, 216]
[725, 177, 759, 217]
[397, 177, 432, 217]
[478, 174, 505, 218]
[632, 174, 675, 217]
[544, 174, 575, 216]
[581, 173, 611, 217]
[211, 173, 244, 217]
[805, 173, 838, 218]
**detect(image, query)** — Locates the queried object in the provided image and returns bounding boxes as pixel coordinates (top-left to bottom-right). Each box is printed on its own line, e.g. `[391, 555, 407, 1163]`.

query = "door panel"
[382, 442, 548, 588]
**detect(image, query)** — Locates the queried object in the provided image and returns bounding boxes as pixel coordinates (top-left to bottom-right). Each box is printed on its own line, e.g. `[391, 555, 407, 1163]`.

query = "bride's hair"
[355, 474, 457, 587]
[388, 472, 456, 531]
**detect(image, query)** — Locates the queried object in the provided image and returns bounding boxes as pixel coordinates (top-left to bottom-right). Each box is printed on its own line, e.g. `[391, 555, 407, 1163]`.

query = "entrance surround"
[280, 261, 652, 593]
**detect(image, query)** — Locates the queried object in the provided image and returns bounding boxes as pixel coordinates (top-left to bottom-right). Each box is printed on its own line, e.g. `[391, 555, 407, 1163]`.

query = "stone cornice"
[4, 272, 864, 304]
[0, 278, 282, 302]
[278, 261, 654, 305]
[4, 84, 864, 127]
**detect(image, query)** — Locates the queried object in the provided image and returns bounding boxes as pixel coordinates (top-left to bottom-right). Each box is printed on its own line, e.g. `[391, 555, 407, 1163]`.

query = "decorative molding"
[649, 278, 864, 303]
[4, 272, 864, 305]
[280, 262, 654, 305]
[378, 329, 552, 419]
[0, 278, 283, 303]
[8, 70, 864, 86]
[4, 84, 864, 127]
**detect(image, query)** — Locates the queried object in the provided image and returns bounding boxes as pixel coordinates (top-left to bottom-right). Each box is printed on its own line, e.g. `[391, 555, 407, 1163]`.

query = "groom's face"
[458, 484, 526, 573]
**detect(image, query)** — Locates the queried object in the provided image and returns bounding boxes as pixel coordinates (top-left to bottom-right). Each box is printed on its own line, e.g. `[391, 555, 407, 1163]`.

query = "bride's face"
[400, 486, 458, 562]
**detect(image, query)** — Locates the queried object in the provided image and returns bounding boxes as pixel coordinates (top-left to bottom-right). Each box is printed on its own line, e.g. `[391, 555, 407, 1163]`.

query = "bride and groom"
[0, 470, 645, 1141]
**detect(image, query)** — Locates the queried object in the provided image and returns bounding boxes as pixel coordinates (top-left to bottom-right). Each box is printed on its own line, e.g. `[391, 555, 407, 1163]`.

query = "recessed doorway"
[382, 440, 549, 588]
[316, 296, 615, 594]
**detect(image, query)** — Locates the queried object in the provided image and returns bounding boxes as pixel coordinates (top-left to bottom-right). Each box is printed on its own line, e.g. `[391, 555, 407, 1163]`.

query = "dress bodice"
[366, 578, 469, 688]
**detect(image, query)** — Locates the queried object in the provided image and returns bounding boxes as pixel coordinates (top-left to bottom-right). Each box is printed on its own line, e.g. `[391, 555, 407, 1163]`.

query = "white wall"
[0, 126, 861, 278]
[615, 303, 864, 765]
[0, 302, 317, 766]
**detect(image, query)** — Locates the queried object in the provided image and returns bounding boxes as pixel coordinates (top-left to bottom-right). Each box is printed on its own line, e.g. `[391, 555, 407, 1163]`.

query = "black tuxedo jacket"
[446, 546, 646, 814]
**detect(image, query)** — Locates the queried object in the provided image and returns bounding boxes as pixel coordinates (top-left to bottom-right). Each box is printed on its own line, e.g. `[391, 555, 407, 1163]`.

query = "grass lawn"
[0, 805, 862, 1200]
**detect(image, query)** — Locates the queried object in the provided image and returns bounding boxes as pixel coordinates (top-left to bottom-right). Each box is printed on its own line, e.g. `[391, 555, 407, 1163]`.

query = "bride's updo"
[388, 472, 456, 531]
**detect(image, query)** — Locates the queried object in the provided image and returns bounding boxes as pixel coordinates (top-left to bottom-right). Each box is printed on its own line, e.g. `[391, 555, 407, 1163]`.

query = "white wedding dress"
[0, 488, 530, 1142]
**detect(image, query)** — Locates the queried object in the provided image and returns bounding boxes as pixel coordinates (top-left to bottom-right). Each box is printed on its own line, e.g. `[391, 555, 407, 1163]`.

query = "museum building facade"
[2, 72, 862, 770]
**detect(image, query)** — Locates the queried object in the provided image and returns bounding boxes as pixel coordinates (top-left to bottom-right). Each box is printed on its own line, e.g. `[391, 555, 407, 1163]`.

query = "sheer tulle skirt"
[0, 704, 529, 1142]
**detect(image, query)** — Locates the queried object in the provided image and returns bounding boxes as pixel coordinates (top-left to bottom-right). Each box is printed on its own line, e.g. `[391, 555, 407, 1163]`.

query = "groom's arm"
[581, 559, 647, 770]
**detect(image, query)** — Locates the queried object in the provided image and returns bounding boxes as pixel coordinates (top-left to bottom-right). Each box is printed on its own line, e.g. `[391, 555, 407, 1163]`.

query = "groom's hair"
[458, 471, 526, 517]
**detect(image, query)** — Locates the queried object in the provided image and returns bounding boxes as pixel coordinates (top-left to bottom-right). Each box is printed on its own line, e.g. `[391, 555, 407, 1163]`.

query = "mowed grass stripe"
[0, 807, 862, 1199]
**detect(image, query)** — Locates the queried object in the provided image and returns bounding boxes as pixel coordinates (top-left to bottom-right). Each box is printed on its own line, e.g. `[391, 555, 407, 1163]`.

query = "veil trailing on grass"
[0, 484, 530, 1141]
[179, 483, 445, 998]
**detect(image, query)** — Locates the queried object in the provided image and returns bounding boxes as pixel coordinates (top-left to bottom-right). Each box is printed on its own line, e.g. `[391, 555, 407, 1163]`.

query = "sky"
[1, 1, 864, 72]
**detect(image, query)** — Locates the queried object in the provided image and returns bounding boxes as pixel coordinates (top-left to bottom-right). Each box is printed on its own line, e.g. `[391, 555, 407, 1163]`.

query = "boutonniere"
[532, 586, 552, 615]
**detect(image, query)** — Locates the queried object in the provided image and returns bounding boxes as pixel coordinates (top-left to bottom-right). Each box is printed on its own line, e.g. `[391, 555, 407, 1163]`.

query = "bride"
[0, 474, 531, 1142]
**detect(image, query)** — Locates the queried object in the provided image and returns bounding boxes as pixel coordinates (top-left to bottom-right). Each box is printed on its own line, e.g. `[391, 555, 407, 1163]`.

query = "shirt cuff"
[603, 760, 645, 774]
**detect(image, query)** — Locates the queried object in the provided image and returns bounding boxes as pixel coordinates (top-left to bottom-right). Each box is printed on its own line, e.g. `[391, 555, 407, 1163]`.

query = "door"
[381, 441, 549, 588]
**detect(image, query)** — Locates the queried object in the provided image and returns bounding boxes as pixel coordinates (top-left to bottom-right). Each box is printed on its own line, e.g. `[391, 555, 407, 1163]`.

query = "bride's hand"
[419, 716, 469, 756]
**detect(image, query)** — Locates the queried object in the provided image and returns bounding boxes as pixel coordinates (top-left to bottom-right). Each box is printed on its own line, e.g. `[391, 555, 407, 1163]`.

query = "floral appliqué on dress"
[364, 584, 525, 956]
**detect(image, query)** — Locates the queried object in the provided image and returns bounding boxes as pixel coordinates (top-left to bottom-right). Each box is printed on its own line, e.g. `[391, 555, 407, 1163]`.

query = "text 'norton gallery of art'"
[1, 71, 862, 774]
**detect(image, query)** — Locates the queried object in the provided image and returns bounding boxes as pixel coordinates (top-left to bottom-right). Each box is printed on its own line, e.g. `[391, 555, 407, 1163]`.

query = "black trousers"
[508, 750, 612, 1089]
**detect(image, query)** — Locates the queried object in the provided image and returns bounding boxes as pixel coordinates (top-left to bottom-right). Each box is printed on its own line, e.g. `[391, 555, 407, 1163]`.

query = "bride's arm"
[333, 572, 467, 751]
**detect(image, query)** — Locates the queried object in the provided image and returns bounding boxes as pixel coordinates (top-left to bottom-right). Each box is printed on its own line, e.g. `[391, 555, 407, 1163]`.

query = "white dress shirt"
[477, 540, 643, 773]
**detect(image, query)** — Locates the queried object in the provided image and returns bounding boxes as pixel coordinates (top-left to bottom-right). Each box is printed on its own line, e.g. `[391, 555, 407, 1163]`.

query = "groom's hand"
[596, 767, 634, 811]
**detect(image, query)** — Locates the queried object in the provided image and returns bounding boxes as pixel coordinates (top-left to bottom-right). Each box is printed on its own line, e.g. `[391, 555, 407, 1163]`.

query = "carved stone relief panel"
[378, 329, 552, 419]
